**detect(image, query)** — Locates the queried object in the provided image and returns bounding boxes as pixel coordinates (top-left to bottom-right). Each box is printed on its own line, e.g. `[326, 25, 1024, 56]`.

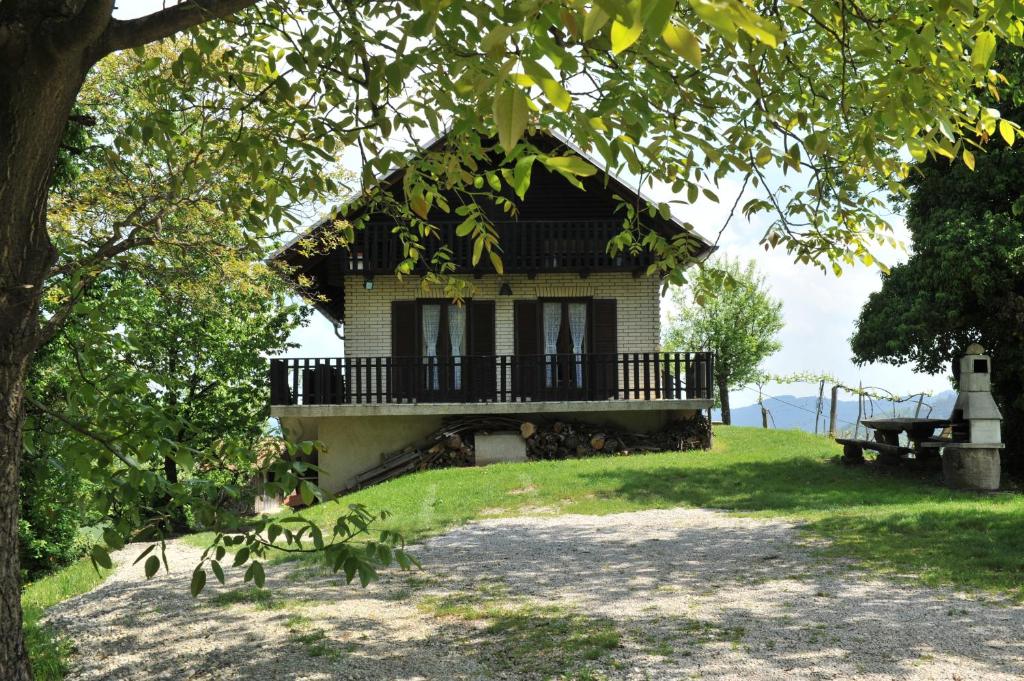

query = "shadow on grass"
[576, 458, 1024, 597]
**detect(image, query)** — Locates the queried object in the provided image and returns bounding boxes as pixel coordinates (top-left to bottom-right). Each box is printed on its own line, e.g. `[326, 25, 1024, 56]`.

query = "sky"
[114, 0, 953, 406]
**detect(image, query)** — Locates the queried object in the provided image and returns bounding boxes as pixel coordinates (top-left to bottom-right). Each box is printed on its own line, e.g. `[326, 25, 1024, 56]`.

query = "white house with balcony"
[270, 131, 716, 494]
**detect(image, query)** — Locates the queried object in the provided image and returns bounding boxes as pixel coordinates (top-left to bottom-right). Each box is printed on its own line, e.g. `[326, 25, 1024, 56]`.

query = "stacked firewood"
[357, 414, 711, 491]
[416, 433, 473, 468]
[520, 416, 710, 461]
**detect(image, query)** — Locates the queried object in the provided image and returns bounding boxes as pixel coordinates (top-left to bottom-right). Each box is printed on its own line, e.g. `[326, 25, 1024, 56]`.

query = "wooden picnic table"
[838, 417, 949, 465]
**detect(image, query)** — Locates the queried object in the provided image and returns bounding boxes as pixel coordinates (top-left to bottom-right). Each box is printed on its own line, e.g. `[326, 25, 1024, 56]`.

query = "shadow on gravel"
[577, 461, 1024, 597]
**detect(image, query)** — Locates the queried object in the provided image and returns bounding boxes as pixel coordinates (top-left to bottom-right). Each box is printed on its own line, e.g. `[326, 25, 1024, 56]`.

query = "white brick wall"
[343, 272, 662, 357]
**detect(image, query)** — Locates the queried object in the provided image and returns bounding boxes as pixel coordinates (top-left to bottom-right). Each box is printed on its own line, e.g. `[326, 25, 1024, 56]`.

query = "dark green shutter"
[391, 301, 417, 399]
[590, 299, 617, 398]
[513, 300, 541, 399]
[467, 301, 496, 401]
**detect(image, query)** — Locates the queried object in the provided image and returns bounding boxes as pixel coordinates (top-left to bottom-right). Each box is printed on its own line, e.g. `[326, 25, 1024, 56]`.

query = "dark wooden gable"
[274, 130, 713, 323]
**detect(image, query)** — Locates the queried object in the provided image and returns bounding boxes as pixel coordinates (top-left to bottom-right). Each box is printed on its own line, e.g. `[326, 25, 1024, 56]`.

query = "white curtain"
[448, 305, 466, 390]
[542, 302, 561, 388]
[422, 304, 441, 390]
[568, 303, 587, 386]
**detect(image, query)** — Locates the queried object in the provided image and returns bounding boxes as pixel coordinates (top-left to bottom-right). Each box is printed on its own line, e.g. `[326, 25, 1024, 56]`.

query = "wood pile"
[522, 416, 711, 460]
[348, 414, 711, 492]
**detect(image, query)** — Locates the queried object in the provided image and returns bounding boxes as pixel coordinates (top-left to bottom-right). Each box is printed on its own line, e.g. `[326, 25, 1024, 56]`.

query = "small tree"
[664, 259, 784, 425]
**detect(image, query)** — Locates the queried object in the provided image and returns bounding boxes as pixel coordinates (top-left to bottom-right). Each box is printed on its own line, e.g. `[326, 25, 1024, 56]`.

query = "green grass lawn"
[21, 557, 112, 680]
[295, 426, 1024, 598]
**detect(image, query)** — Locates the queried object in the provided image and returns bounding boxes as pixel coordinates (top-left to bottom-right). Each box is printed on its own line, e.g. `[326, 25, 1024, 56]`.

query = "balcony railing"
[270, 352, 714, 406]
[345, 219, 655, 274]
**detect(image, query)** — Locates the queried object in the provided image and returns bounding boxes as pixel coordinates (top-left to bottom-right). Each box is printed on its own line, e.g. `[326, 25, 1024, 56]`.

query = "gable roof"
[272, 129, 715, 262]
[273, 129, 716, 325]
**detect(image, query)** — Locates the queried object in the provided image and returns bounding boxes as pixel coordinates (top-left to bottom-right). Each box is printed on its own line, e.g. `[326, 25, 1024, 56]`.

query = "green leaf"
[233, 546, 251, 567]
[521, 61, 571, 111]
[583, 6, 610, 41]
[610, 4, 643, 55]
[661, 23, 701, 67]
[251, 561, 266, 588]
[962, 148, 975, 170]
[190, 567, 207, 597]
[211, 560, 225, 585]
[540, 155, 598, 177]
[357, 562, 378, 587]
[299, 480, 316, 506]
[999, 119, 1015, 146]
[492, 87, 529, 152]
[103, 528, 124, 551]
[972, 31, 997, 70]
[489, 250, 504, 275]
[512, 155, 536, 199]
[472, 237, 485, 266]
[643, 0, 676, 35]
[481, 26, 514, 53]
[133, 545, 155, 565]
[90, 545, 113, 570]
[144, 555, 160, 579]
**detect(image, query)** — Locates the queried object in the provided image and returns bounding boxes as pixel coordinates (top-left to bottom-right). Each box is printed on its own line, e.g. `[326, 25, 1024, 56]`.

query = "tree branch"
[98, 0, 259, 55]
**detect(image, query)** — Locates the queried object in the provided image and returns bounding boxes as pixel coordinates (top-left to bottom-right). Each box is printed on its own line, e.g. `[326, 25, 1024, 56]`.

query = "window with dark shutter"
[589, 299, 618, 398]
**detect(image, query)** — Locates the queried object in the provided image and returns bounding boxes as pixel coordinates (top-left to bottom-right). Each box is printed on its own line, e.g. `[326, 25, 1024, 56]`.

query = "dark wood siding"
[589, 299, 618, 398]
[391, 301, 417, 398]
[513, 300, 540, 399]
[467, 301, 496, 401]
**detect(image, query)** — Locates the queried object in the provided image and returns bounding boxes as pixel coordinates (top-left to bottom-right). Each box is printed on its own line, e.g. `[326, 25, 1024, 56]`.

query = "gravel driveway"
[46, 508, 1024, 680]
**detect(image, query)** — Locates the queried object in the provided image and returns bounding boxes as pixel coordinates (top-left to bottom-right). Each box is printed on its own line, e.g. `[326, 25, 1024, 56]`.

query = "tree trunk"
[0, 362, 33, 681]
[0, 32, 96, 680]
[717, 375, 731, 426]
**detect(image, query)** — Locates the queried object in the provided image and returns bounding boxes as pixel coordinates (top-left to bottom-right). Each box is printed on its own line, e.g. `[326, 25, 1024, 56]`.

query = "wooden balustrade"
[344, 219, 652, 274]
[270, 352, 714, 406]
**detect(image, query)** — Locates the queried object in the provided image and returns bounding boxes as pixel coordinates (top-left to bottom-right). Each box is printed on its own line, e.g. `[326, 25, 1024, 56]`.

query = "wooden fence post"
[828, 385, 839, 438]
[814, 380, 825, 435]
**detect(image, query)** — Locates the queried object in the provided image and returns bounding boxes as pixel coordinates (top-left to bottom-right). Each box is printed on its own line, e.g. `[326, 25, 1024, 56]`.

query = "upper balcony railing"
[270, 352, 714, 407]
[344, 219, 654, 274]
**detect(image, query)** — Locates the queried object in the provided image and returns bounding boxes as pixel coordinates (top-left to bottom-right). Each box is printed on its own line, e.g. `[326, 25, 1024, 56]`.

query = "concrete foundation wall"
[282, 407, 702, 495]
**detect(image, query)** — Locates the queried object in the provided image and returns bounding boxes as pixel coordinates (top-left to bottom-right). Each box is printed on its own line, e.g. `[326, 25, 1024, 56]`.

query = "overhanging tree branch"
[98, 0, 259, 55]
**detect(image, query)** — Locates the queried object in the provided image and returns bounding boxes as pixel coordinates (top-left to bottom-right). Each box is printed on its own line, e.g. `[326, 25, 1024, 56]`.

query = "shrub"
[18, 447, 85, 581]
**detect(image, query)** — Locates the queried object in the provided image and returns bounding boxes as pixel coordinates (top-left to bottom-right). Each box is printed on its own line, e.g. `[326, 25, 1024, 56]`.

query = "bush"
[19, 447, 86, 581]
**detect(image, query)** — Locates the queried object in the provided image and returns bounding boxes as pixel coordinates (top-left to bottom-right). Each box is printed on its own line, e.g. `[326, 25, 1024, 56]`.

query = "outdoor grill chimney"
[942, 344, 1004, 491]
[952, 343, 1003, 445]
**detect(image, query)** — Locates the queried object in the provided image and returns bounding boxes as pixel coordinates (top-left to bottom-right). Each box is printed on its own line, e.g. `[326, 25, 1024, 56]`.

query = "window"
[541, 299, 588, 388]
[420, 301, 467, 391]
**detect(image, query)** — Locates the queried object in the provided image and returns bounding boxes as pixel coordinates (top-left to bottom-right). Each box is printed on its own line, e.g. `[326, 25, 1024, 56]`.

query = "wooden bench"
[835, 437, 913, 465]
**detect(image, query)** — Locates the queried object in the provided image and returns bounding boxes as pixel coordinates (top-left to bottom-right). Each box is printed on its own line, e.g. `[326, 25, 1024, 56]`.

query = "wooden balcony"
[270, 352, 714, 407]
[345, 219, 656, 275]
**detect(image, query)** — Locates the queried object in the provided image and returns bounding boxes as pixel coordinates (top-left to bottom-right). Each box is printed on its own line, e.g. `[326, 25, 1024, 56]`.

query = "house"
[270, 130, 716, 494]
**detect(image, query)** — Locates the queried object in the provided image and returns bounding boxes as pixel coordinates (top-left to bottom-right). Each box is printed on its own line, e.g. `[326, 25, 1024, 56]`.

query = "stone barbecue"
[942, 343, 1005, 490]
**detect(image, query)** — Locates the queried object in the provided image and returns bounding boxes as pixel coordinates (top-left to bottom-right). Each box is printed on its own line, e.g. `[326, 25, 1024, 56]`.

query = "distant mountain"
[714, 390, 958, 435]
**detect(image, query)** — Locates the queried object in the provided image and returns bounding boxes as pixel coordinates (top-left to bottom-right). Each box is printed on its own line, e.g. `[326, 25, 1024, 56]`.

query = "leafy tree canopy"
[851, 50, 1024, 457]
[663, 258, 784, 424]
[25, 45, 413, 599]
